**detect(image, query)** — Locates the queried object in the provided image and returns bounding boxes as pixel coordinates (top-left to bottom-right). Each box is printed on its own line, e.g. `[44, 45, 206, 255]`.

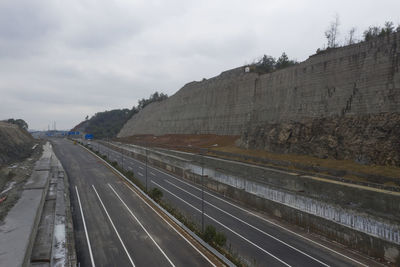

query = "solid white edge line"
[163, 179, 330, 267]
[92, 185, 136, 267]
[122, 183, 217, 267]
[151, 180, 292, 267]
[80, 143, 217, 267]
[107, 183, 176, 267]
[75, 186, 96, 267]
[149, 161, 369, 267]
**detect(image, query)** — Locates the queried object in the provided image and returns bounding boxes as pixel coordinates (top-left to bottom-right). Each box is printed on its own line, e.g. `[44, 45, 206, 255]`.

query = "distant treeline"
[318, 17, 400, 53]
[248, 52, 298, 74]
[80, 91, 168, 139]
[3, 118, 29, 130]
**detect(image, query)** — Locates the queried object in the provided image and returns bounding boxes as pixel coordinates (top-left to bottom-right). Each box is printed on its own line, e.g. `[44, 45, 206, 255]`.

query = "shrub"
[203, 225, 217, 243]
[215, 232, 227, 247]
[149, 187, 163, 202]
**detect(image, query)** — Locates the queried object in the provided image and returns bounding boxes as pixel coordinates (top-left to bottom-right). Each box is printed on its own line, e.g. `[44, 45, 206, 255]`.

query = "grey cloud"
[0, 0, 399, 130]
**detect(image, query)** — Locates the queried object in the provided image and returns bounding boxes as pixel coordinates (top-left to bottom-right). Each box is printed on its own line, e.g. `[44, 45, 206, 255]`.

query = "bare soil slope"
[0, 122, 35, 166]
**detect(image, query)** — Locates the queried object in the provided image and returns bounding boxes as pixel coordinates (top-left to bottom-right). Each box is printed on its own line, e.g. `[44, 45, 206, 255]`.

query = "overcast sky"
[0, 0, 399, 130]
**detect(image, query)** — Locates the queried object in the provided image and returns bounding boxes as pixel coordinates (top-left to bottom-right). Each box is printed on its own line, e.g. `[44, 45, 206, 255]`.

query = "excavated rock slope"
[0, 122, 34, 166]
[119, 32, 400, 166]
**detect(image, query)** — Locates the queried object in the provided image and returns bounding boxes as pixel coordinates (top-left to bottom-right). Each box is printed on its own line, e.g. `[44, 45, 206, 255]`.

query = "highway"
[86, 140, 382, 267]
[51, 139, 221, 267]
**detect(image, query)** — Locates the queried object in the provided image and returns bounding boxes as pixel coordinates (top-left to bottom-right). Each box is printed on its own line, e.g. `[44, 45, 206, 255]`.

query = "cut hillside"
[0, 122, 42, 221]
[0, 122, 35, 166]
[118, 31, 400, 167]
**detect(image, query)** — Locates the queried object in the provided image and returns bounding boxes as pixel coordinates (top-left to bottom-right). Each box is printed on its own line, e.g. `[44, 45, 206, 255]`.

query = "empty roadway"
[87, 140, 383, 267]
[51, 139, 217, 267]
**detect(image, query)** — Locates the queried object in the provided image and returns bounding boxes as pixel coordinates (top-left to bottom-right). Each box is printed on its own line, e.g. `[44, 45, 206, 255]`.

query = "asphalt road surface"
[51, 139, 219, 267]
[83, 140, 383, 267]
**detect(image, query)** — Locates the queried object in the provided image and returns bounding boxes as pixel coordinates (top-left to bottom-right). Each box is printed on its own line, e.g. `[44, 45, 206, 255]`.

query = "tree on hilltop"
[275, 52, 297, 70]
[325, 14, 340, 48]
[6, 118, 28, 130]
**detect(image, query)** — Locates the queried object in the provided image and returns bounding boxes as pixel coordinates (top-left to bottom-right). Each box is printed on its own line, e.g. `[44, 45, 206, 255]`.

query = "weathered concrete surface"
[0, 143, 52, 267]
[118, 32, 400, 166]
[104, 141, 400, 264]
[0, 142, 76, 267]
[30, 148, 76, 267]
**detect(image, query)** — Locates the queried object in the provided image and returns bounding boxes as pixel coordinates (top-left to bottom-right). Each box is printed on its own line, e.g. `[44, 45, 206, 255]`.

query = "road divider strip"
[163, 179, 330, 266]
[151, 180, 292, 267]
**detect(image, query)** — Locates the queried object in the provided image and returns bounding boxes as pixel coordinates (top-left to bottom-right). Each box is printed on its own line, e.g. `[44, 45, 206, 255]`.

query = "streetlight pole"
[201, 152, 204, 233]
[145, 146, 148, 192]
[121, 149, 124, 170]
[107, 137, 110, 159]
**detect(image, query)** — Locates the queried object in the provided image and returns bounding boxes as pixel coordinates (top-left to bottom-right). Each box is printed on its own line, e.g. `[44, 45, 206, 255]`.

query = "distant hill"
[72, 109, 135, 139]
[72, 91, 168, 139]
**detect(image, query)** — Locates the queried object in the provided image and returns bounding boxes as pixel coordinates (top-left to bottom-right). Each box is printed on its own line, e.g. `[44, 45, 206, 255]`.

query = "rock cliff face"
[240, 113, 400, 166]
[119, 32, 400, 166]
[0, 122, 34, 166]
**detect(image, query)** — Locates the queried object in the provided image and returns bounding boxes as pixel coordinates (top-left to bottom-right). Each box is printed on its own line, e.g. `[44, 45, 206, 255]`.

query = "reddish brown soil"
[116, 134, 240, 152]
[116, 134, 400, 183]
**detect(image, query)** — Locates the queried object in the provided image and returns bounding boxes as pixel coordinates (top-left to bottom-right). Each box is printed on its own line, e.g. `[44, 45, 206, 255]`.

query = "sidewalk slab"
[0, 188, 46, 267]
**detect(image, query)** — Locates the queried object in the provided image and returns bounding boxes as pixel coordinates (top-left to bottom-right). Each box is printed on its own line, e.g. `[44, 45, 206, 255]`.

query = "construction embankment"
[101, 141, 400, 264]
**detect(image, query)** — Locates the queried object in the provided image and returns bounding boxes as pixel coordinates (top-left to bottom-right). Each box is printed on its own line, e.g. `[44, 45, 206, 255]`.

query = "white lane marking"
[138, 172, 144, 176]
[99, 144, 369, 266]
[92, 185, 136, 267]
[128, 167, 133, 171]
[80, 145, 216, 267]
[122, 182, 217, 267]
[75, 186, 96, 267]
[108, 184, 175, 267]
[151, 180, 292, 267]
[150, 172, 156, 176]
[151, 165, 368, 267]
[139, 166, 144, 170]
[163, 179, 329, 266]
